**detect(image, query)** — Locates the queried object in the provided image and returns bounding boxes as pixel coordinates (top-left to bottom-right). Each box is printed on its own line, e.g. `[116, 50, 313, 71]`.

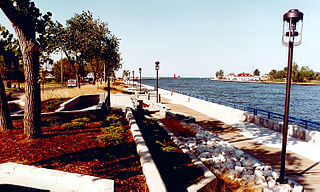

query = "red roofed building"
[236, 73, 254, 81]
[227, 73, 237, 81]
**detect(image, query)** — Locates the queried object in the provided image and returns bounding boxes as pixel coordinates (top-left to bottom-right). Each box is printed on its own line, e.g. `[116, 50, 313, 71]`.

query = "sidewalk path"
[160, 96, 320, 191]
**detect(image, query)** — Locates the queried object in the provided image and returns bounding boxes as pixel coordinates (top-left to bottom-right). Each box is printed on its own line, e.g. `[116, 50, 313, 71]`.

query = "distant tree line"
[268, 63, 320, 82]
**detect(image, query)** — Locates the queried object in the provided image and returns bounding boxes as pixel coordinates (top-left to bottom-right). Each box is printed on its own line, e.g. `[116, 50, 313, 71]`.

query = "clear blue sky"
[1, 0, 320, 77]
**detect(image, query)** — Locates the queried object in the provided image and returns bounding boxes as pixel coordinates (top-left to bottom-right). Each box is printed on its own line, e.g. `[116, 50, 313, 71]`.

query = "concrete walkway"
[160, 96, 320, 191]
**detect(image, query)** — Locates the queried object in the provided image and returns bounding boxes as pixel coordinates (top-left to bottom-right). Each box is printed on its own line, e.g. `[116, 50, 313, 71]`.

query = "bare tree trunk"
[76, 72, 81, 88]
[0, 74, 13, 131]
[93, 72, 96, 85]
[0, 0, 41, 138]
[14, 27, 41, 139]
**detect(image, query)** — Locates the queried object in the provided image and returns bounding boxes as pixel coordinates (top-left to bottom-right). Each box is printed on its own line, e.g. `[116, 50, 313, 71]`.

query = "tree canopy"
[49, 11, 121, 85]
[216, 69, 224, 79]
[268, 63, 319, 82]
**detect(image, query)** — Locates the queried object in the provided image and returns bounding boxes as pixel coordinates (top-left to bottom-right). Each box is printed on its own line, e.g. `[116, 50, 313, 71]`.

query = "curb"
[125, 108, 167, 192]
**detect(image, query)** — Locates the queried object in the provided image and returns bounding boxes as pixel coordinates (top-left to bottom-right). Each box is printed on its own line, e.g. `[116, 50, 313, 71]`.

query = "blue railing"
[159, 87, 320, 131]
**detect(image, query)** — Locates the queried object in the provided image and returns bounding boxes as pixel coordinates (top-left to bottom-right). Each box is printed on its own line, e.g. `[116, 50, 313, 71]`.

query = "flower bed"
[133, 112, 204, 191]
[0, 110, 148, 191]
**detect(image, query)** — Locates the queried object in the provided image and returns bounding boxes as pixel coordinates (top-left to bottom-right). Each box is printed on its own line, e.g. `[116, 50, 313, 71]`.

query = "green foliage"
[216, 69, 224, 79]
[98, 112, 125, 146]
[156, 141, 178, 152]
[102, 113, 124, 127]
[268, 62, 318, 82]
[253, 69, 260, 76]
[98, 125, 123, 146]
[0, 25, 23, 81]
[61, 116, 90, 129]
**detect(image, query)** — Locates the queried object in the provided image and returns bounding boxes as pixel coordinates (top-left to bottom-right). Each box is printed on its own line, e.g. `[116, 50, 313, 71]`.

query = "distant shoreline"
[210, 79, 320, 86]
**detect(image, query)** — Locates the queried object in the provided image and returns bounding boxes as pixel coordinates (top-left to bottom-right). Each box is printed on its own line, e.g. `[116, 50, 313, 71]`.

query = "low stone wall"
[244, 113, 320, 145]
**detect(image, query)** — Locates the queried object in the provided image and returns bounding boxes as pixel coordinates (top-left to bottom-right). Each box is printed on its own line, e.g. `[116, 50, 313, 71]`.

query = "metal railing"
[159, 87, 320, 131]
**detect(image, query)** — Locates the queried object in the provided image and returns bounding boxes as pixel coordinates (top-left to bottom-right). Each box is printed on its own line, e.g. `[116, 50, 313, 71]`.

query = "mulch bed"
[0, 111, 148, 192]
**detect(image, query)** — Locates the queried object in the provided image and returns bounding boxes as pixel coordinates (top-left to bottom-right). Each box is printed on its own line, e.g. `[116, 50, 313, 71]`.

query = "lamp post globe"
[155, 61, 160, 70]
[279, 9, 303, 184]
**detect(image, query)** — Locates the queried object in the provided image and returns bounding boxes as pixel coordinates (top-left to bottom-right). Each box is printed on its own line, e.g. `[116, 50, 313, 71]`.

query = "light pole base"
[277, 177, 288, 184]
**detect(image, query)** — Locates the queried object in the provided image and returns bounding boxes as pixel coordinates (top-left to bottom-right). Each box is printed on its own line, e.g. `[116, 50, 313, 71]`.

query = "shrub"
[60, 116, 90, 129]
[98, 126, 123, 146]
[102, 113, 123, 127]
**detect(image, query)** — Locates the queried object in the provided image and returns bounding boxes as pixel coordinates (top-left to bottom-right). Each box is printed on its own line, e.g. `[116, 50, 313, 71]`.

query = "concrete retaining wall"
[0, 162, 114, 192]
[157, 88, 320, 146]
[125, 108, 167, 192]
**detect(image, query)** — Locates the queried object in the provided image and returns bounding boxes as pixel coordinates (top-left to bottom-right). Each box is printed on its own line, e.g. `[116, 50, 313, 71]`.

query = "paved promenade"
[160, 96, 320, 191]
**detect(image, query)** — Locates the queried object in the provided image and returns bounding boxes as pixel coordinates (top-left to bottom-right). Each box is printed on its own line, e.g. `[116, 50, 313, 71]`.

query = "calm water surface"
[142, 78, 320, 123]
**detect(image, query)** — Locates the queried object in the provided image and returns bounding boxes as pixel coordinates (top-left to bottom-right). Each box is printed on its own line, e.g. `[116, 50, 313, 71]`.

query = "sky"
[1, 0, 320, 77]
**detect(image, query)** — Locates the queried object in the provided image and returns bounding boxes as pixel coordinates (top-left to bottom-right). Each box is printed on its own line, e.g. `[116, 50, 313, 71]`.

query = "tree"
[84, 16, 110, 84]
[0, 74, 12, 131]
[52, 58, 75, 81]
[122, 70, 130, 80]
[0, 0, 52, 138]
[61, 11, 96, 88]
[215, 69, 224, 79]
[253, 69, 260, 76]
[300, 66, 314, 82]
[0, 25, 23, 84]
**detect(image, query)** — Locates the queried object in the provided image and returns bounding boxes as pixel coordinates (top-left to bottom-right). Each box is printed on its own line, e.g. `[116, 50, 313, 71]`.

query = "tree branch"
[0, 0, 22, 27]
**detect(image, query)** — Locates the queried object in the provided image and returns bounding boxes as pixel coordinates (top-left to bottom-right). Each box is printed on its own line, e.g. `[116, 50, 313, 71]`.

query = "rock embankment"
[175, 123, 303, 192]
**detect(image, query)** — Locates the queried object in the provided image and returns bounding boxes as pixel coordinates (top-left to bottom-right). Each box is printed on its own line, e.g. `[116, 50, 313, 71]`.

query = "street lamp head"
[282, 9, 303, 46]
[155, 61, 160, 70]
[139, 68, 142, 73]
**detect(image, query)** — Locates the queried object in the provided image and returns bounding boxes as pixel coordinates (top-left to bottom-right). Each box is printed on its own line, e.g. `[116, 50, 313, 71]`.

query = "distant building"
[227, 73, 237, 81]
[260, 74, 270, 81]
[226, 72, 263, 81]
[236, 73, 254, 81]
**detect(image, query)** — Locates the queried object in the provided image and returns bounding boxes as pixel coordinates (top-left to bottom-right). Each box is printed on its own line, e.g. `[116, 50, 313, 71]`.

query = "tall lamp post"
[279, 9, 303, 183]
[139, 68, 142, 92]
[132, 70, 135, 87]
[155, 61, 160, 103]
[128, 71, 130, 85]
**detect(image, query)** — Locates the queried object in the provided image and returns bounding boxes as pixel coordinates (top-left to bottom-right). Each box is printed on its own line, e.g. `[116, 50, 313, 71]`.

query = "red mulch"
[0, 115, 148, 192]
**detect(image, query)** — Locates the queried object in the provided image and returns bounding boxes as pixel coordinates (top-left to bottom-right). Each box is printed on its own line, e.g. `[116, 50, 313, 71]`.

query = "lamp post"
[139, 68, 142, 92]
[279, 9, 303, 184]
[155, 61, 160, 103]
[128, 71, 130, 85]
[132, 70, 135, 87]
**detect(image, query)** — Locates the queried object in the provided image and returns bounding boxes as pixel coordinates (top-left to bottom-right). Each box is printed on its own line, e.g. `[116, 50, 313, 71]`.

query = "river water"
[142, 78, 320, 123]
